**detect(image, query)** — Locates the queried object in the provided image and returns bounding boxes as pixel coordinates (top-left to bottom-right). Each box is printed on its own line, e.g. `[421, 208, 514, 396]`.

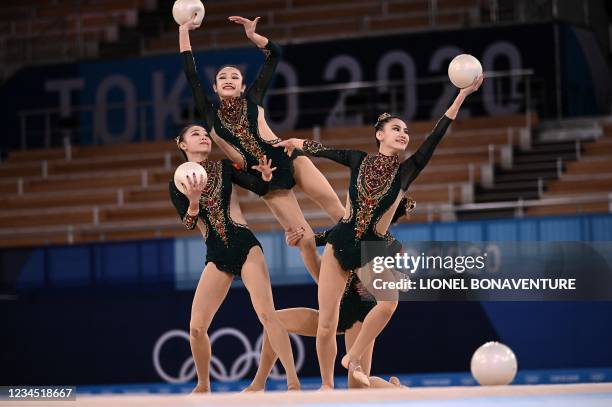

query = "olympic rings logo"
[153, 328, 305, 383]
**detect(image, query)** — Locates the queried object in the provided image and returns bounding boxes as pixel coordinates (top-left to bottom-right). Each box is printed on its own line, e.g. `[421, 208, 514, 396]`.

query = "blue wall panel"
[14, 248, 45, 289]
[47, 246, 90, 287]
[591, 215, 612, 240]
[2, 214, 612, 386]
[96, 243, 140, 284]
[4, 214, 611, 291]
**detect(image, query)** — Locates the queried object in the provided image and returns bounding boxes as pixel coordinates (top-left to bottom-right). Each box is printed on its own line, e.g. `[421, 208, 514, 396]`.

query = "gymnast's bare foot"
[341, 354, 370, 387]
[287, 381, 301, 391]
[319, 384, 333, 390]
[191, 382, 210, 393]
[389, 376, 402, 387]
[242, 383, 264, 392]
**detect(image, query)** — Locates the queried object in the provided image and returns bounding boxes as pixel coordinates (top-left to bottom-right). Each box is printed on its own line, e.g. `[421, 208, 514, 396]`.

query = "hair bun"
[375, 112, 392, 127]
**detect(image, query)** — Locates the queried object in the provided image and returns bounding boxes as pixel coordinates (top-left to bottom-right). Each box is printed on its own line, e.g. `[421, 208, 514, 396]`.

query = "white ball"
[172, 0, 205, 26]
[174, 162, 207, 195]
[448, 54, 482, 88]
[471, 341, 517, 386]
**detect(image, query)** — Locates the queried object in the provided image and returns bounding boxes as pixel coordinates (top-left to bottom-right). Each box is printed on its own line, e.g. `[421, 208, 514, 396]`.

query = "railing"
[15, 69, 540, 151]
[1, 9, 89, 72]
[0, 0, 151, 80]
[450, 192, 612, 217]
[1, 193, 610, 243]
[1, 0, 599, 84]
[489, 0, 594, 26]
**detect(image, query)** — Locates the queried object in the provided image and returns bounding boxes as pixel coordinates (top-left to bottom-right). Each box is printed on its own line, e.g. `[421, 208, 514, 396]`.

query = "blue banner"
[3, 22, 593, 152]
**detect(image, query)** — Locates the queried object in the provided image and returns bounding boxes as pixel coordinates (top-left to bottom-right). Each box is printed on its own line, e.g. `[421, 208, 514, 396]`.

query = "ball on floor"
[471, 341, 517, 385]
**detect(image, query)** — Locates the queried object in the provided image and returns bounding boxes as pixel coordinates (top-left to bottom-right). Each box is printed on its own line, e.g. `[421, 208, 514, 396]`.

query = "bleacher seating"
[0, 0, 484, 73]
[0, 0, 156, 69]
[146, 0, 480, 53]
[0, 113, 532, 247]
[527, 124, 612, 216]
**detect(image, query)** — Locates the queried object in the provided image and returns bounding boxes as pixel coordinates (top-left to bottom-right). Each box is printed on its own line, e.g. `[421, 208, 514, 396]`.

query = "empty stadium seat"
[0, 114, 538, 247]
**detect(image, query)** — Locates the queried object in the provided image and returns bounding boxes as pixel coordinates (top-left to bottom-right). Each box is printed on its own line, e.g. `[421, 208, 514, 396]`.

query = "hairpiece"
[375, 112, 392, 127]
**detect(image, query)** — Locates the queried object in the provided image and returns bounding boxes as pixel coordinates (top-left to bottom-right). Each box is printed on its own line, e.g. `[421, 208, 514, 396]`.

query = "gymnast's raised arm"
[227, 16, 282, 106]
[400, 74, 484, 190]
[179, 17, 216, 131]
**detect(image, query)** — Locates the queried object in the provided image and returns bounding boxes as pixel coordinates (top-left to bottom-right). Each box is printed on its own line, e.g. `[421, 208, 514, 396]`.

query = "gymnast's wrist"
[252, 34, 268, 49]
[187, 203, 199, 215]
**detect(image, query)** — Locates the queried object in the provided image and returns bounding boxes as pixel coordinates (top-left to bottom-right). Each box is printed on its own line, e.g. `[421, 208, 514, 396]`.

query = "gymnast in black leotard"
[317, 228, 378, 334]
[179, 15, 345, 283]
[168, 130, 300, 390]
[277, 74, 485, 389]
[169, 154, 268, 277]
[181, 36, 297, 190]
[244, 204, 414, 392]
[330, 196, 413, 331]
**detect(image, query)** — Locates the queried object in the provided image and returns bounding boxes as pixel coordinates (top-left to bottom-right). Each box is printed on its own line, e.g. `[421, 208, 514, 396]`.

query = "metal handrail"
[1, 193, 610, 238]
[16, 69, 534, 116]
[16, 69, 536, 150]
[451, 193, 612, 211]
[267, 69, 534, 96]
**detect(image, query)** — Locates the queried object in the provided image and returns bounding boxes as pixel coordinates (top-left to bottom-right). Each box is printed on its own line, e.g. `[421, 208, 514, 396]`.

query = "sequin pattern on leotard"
[218, 98, 266, 162]
[182, 212, 198, 230]
[302, 139, 328, 155]
[199, 160, 228, 245]
[298, 115, 453, 272]
[182, 41, 302, 190]
[170, 159, 271, 277]
[355, 153, 400, 239]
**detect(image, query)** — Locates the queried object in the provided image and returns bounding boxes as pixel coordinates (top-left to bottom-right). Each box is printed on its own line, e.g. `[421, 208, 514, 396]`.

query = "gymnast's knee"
[317, 321, 336, 339]
[189, 323, 209, 340]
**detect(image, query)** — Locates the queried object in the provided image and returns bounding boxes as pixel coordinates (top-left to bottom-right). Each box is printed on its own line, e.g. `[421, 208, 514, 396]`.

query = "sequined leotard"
[169, 159, 269, 277]
[182, 41, 302, 190]
[314, 194, 408, 332]
[337, 273, 376, 333]
[314, 229, 377, 333]
[303, 115, 453, 271]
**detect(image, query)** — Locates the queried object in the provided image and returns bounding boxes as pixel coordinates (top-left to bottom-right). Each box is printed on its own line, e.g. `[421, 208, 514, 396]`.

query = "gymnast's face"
[214, 67, 246, 99]
[180, 126, 212, 155]
[376, 118, 410, 152]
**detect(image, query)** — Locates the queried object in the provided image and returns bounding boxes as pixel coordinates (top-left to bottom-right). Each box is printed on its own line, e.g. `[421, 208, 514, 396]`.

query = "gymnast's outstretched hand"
[459, 73, 484, 96]
[446, 73, 484, 119]
[274, 138, 305, 157]
[251, 155, 277, 182]
[228, 15, 268, 48]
